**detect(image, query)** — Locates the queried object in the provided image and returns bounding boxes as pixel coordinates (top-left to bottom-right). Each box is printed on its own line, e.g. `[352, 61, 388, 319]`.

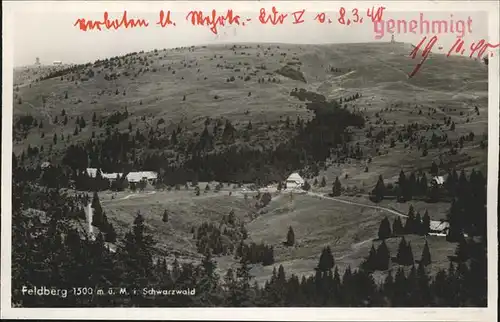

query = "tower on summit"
[35, 57, 41, 65]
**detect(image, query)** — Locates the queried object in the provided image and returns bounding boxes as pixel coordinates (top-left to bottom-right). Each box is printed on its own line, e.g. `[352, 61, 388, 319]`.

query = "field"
[13, 41, 488, 288]
[95, 186, 457, 286]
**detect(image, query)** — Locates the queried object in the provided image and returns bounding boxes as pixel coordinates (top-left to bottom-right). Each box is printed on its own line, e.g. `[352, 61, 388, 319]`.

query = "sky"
[8, 2, 491, 66]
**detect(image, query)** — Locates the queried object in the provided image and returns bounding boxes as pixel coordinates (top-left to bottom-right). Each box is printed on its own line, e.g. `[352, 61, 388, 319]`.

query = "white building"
[53, 61, 62, 65]
[429, 220, 450, 236]
[85, 168, 158, 185]
[126, 171, 158, 184]
[41, 161, 51, 169]
[102, 172, 123, 181]
[285, 172, 305, 189]
[86, 168, 99, 178]
[431, 176, 445, 186]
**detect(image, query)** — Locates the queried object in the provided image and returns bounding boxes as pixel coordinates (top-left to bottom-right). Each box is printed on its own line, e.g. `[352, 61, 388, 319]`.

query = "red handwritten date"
[315, 6, 385, 25]
[409, 36, 499, 77]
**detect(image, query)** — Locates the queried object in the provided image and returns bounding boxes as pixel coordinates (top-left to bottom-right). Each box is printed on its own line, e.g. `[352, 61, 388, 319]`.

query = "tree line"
[12, 160, 487, 307]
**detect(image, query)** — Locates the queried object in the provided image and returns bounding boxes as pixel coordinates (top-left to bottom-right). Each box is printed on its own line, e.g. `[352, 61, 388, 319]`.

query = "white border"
[2, 1, 499, 321]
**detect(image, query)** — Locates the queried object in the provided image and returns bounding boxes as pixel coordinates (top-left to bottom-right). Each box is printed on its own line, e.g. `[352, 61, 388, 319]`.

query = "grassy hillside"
[13, 41, 488, 288]
[13, 42, 487, 158]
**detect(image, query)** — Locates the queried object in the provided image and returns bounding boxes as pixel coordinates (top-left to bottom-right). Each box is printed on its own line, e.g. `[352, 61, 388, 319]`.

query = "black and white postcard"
[1, 1, 499, 320]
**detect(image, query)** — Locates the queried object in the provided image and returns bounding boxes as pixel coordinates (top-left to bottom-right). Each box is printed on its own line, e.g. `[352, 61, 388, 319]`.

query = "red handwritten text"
[186, 9, 241, 35]
[366, 6, 386, 23]
[314, 12, 332, 24]
[337, 7, 362, 25]
[291, 9, 306, 24]
[259, 7, 288, 25]
[156, 10, 176, 27]
[74, 11, 149, 31]
[314, 6, 385, 26]
[468, 39, 500, 59]
[410, 35, 498, 77]
[408, 35, 438, 78]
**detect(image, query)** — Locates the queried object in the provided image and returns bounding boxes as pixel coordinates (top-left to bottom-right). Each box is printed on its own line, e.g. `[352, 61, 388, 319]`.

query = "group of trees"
[361, 241, 391, 271]
[12, 144, 488, 309]
[235, 242, 275, 266]
[90, 191, 117, 243]
[363, 236, 429, 270]
[371, 166, 486, 205]
[16, 91, 365, 190]
[193, 222, 235, 256]
[377, 207, 431, 240]
[446, 169, 486, 241]
[396, 170, 434, 202]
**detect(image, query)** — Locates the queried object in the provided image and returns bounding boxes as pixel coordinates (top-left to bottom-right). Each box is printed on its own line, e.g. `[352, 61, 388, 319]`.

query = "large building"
[285, 172, 305, 189]
[86, 168, 158, 186]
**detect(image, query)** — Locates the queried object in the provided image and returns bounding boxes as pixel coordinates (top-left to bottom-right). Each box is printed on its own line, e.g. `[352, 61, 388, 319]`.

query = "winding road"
[305, 191, 408, 218]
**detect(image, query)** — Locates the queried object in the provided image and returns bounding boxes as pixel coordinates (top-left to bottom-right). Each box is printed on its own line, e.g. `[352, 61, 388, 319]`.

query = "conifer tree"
[422, 210, 431, 235]
[454, 237, 469, 262]
[378, 217, 392, 240]
[396, 236, 407, 265]
[397, 170, 407, 202]
[286, 226, 295, 246]
[162, 209, 169, 222]
[430, 161, 439, 176]
[383, 270, 394, 298]
[393, 267, 408, 306]
[416, 262, 431, 305]
[119, 211, 156, 288]
[415, 211, 423, 235]
[420, 173, 428, 196]
[104, 222, 117, 243]
[405, 205, 416, 234]
[317, 246, 335, 272]
[234, 257, 254, 306]
[392, 217, 403, 236]
[198, 250, 222, 306]
[320, 176, 327, 187]
[362, 244, 378, 272]
[406, 242, 415, 265]
[408, 172, 417, 200]
[332, 177, 341, 196]
[91, 191, 104, 228]
[420, 240, 431, 266]
[376, 240, 391, 271]
[406, 265, 418, 298]
[371, 175, 386, 202]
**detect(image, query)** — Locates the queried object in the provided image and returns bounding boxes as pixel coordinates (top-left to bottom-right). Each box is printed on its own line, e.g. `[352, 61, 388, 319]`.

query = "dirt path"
[306, 191, 450, 237]
[306, 191, 408, 218]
